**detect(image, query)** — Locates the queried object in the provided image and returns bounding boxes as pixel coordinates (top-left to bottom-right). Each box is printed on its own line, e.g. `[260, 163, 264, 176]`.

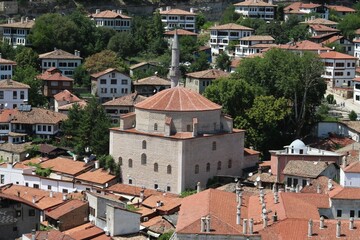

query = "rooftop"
[185, 69, 229, 79]
[275, 40, 332, 52]
[240, 35, 275, 41]
[283, 160, 334, 178]
[159, 8, 197, 16]
[310, 24, 340, 32]
[234, 0, 276, 7]
[0, 19, 35, 29]
[133, 76, 170, 86]
[64, 222, 105, 240]
[102, 92, 147, 107]
[37, 68, 74, 82]
[39, 49, 82, 60]
[209, 23, 253, 31]
[135, 87, 221, 112]
[141, 194, 182, 212]
[0, 79, 30, 89]
[164, 29, 198, 36]
[75, 168, 117, 185]
[130, 62, 158, 70]
[9, 108, 67, 125]
[23, 230, 74, 240]
[107, 183, 177, 198]
[301, 18, 338, 25]
[90, 9, 131, 19]
[0, 142, 32, 154]
[91, 68, 128, 79]
[46, 199, 88, 220]
[54, 90, 81, 102]
[319, 51, 357, 60]
[58, 101, 87, 110]
[284, 2, 321, 12]
[327, 5, 356, 12]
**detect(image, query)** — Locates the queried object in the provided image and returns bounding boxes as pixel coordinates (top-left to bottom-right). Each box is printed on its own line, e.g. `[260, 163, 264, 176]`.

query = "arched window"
[141, 153, 147, 165]
[217, 161, 221, 170]
[206, 163, 210, 172]
[154, 163, 158, 172]
[118, 157, 123, 166]
[212, 141, 217, 150]
[154, 123, 158, 131]
[128, 159, 133, 168]
[228, 159, 232, 168]
[195, 164, 199, 174]
[142, 140, 147, 149]
[167, 165, 172, 174]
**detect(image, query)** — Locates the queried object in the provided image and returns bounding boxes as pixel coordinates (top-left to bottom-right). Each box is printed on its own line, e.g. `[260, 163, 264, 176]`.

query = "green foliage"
[158, 231, 174, 240]
[221, 5, 240, 24]
[15, 47, 39, 69]
[180, 189, 197, 198]
[338, 13, 360, 39]
[25, 145, 39, 158]
[108, 32, 136, 58]
[215, 52, 231, 71]
[84, 50, 128, 74]
[326, 94, 336, 104]
[325, 42, 345, 53]
[73, 64, 90, 88]
[188, 52, 210, 72]
[349, 110, 358, 121]
[126, 204, 140, 211]
[27, 162, 52, 177]
[13, 66, 47, 107]
[0, 41, 16, 60]
[179, 36, 198, 62]
[206, 176, 220, 187]
[196, 12, 206, 29]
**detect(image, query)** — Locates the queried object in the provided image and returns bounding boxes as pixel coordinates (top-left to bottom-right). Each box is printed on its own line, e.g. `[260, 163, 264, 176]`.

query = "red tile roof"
[0, 79, 30, 89]
[321, 35, 344, 45]
[39, 49, 82, 60]
[37, 68, 74, 82]
[209, 23, 253, 31]
[75, 168, 117, 185]
[64, 223, 104, 240]
[9, 108, 67, 125]
[310, 24, 340, 32]
[244, 148, 260, 156]
[0, 20, 35, 29]
[330, 187, 360, 200]
[141, 216, 175, 234]
[0, 57, 16, 65]
[54, 90, 81, 102]
[46, 199, 88, 220]
[141, 194, 182, 212]
[23, 230, 74, 240]
[91, 68, 120, 79]
[133, 76, 170, 86]
[0, 109, 17, 122]
[284, 2, 321, 12]
[327, 5, 356, 12]
[164, 29, 198, 36]
[159, 8, 197, 16]
[107, 183, 177, 198]
[102, 92, 147, 106]
[301, 18, 338, 25]
[186, 69, 229, 79]
[319, 51, 357, 60]
[90, 10, 131, 19]
[135, 87, 221, 112]
[276, 40, 332, 51]
[234, 0, 276, 7]
[343, 160, 360, 173]
[58, 101, 87, 110]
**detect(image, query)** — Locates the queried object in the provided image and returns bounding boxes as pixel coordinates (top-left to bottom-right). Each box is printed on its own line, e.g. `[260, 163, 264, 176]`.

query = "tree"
[73, 64, 90, 88]
[338, 13, 360, 39]
[196, 12, 206, 30]
[147, 11, 167, 55]
[84, 50, 128, 74]
[221, 5, 240, 24]
[349, 110, 358, 121]
[188, 52, 210, 72]
[108, 32, 135, 58]
[179, 35, 198, 62]
[13, 66, 47, 106]
[15, 47, 39, 69]
[215, 52, 231, 71]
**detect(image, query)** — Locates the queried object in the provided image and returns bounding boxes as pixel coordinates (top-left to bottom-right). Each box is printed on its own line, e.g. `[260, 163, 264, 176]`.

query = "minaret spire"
[169, 29, 180, 88]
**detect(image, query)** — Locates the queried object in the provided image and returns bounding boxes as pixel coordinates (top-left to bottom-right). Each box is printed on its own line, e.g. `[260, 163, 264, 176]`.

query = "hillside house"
[159, 7, 197, 32]
[90, 9, 131, 32]
[0, 17, 34, 47]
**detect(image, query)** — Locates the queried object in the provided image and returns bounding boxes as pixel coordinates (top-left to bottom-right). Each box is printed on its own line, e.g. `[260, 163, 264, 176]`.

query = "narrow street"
[326, 90, 360, 119]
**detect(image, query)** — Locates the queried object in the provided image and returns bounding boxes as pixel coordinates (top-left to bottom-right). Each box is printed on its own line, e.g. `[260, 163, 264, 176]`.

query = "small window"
[302, 179, 307, 187]
[154, 163, 159, 172]
[139, 154, 146, 166]
[358, 210, 360, 218]
[212, 141, 216, 150]
[111, 79, 117, 84]
[0, 174, 4, 184]
[25, 182, 28, 187]
[228, 159, 232, 168]
[28, 209, 35, 216]
[167, 165, 172, 174]
[350, 210, 355, 218]
[299, 149, 303, 154]
[47, 185, 51, 190]
[142, 140, 147, 149]
[33, 184, 39, 189]
[337, 210, 342, 217]
[13, 226, 18, 231]
[122, 79, 128, 85]
[206, 163, 210, 172]
[128, 159, 133, 168]
[154, 184, 158, 189]
[217, 161, 222, 170]
[62, 189, 68, 193]
[195, 164, 199, 174]
[154, 123, 158, 131]
[100, 79, 106, 84]
[167, 186, 171, 192]
[129, 179, 133, 184]
[118, 157, 122, 166]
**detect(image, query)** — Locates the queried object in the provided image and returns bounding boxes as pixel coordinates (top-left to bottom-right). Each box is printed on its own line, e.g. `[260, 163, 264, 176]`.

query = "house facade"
[38, 49, 82, 77]
[0, 55, 16, 80]
[53, 90, 81, 112]
[37, 68, 74, 97]
[133, 75, 171, 97]
[91, 68, 132, 103]
[319, 51, 357, 89]
[284, 2, 329, 21]
[235, 35, 275, 57]
[185, 69, 229, 94]
[209, 23, 253, 56]
[234, 0, 276, 20]
[0, 79, 29, 109]
[0, 17, 34, 47]
[159, 7, 197, 32]
[90, 9, 131, 32]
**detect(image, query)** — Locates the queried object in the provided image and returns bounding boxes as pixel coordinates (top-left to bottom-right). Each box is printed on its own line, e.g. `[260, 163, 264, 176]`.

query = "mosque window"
[128, 159, 133, 168]
[154, 123, 158, 131]
[217, 161, 222, 170]
[141, 153, 147, 165]
[212, 141, 217, 150]
[154, 163, 158, 172]
[167, 165, 172, 174]
[228, 159, 232, 168]
[206, 163, 210, 172]
[142, 140, 147, 149]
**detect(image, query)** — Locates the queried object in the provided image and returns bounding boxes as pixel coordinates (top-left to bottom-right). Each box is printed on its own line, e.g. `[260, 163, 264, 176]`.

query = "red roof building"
[37, 68, 74, 97]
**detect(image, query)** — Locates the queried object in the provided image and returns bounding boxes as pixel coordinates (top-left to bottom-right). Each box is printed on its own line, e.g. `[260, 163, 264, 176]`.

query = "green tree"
[196, 12, 206, 30]
[188, 52, 210, 72]
[93, 27, 117, 53]
[84, 50, 128, 74]
[338, 13, 360, 39]
[179, 35, 198, 62]
[0, 41, 16, 60]
[215, 52, 231, 71]
[147, 11, 167, 55]
[13, 66, 47, 106]
[349, 110, 358, 121]
[108, 32, 135, 58]
[15, 47, 39, 69]
[221, 5, 241, 24]
[73, 64, 90, 88]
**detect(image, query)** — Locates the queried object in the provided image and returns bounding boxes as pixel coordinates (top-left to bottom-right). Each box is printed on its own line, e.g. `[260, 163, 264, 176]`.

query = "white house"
[90, 9, 131, 32]
[340, 161, 360, 187]
[284, 2, 329, 21]
[0, 162, 32, 186]
[319, 51, 357, 89]
[0, 55, 16, 80]
[38, 49, 82, 77]
[235, 35, 275, 57]
[321, 35, 353, 56]
[234, 0, 276, 21]
[0, 17, 34, 47]
[0, 79, 29, 109]
[353, 29, 360, 63]
[159, 6, 197, 32]
[209, 23, 253, 56]
[91, 68, 132, 103]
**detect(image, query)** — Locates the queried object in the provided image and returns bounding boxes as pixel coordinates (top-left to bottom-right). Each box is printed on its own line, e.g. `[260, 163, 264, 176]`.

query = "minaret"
[169, 30, 180, 88]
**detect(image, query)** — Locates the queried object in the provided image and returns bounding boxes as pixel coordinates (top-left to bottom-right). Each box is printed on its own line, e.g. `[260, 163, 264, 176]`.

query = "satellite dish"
[254, 182, 258, 186]
[249, 172, 253, 177]
[256, 176, 261, 182]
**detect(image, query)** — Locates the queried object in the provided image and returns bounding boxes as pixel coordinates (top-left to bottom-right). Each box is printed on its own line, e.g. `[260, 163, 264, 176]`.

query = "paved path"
[326, 90, 360, 116]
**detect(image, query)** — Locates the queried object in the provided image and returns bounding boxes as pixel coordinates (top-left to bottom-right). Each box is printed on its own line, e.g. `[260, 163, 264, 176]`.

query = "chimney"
[166, 6, 171, 11]
[272, 211, 278, 222]
[295, 184, 300, 193]
[140, 189, 144, 202]
[243, 219, 247, 234]
[17, 191, 20, 197]
[258, 166, 262, 174]
[328, 179, 333, 191]
[308, 219, 313, 237]
[239, 192, 243, 206]
[200, 217, 206, 232]
[320, 216, 325, 229]
[49, 191, 53, 198]
[263, 216, 268, 228]
[25, 17, 28, 22]
[32, 196, 36, 204]
[342, 155, 347, 167]
[350, 217, 355, 230]
[95, 161, 99, 169]
[196, 182, 201, 193]
[205, 216, 210, 232]
[21, 16, 24, 23]
[336, 220, 341, 238]
[249, 218, 254, 234]
[156, 200, 161, 207]
[311, 15, 315, 20]
[31, 229, 36, 240]
[96, 9, 100, 14]
[236, 205, 241, 225]
[317, 184, 321, 194]
[235, 181, 241, 200]
[190, 7, 194, 13]
[117, 9, 123, 14]
[6, 79, 10, 85]
[274, 191, 279, 204]
[62, 194, 67, 201]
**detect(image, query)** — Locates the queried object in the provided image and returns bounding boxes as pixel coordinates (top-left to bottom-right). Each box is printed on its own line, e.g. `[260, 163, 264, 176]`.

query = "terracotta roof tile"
[58, 101, 87, 110]
[90, 10, 131, 19]
[0, 57, 16, 65]
[319, 51, 357, 59]
[39, 49, 82, 60]
[64, 223, 104, 240]
[310, 24, 340, 32]
[301, 176, 339, 194]
[133, 76, 170, 86]
[244, 148, 260, 155]
[248, 172, 277, 183]
[301, 18, 338, 25]
[135, 87, 221, 112]
[276, 40, 332, 51]
[0, 109, 17, 122]
[46, 199, 88, 220]
[37, 68, 74, 82]
[0, 191, 40, 209]
[130, 62, 158, 70]
[54, 90, 80, 102]
[91, 68, 117, 78]
[23, 230, 74, 240]
[0, 20, 35, 29]
[330, 187, 360, 199]
[141, 216, 175, 234]
[239, 35, 274, 41]
[107, 183, 177, 198]
[164, 29, 198, 36]
[327, 5, 356, 12]
[75, 168, 117, 185]
[0, 142, 32, 154]
[209, 23, 253, 31]
[321, 35, 344, 45]
[230, 58, 241, 68]
[102, 92, 147, 106]
[10, 108, 67, 124]
[159, 8, 197, 16]
[0, 79, 30, 89]
[186, 69, 229, 79]
[282, 160, 334, 178]
[284, 2, 321, 12]
[234, 0, 276, 7]
[141, 194, 182, 212]
[343, 160, 360, 173]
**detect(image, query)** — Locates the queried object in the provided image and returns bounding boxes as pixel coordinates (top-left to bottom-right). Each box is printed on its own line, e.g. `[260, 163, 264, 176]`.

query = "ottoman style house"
[109, 32, 252, 194]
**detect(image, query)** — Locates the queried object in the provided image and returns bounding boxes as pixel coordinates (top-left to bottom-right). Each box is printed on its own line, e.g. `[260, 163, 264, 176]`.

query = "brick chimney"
[317, 184, 321, 194]
[308, 219, 313, 237]
[96, 9, 100, 14]
[243, 219, 247, 234]
[336, 220, 341, 238]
